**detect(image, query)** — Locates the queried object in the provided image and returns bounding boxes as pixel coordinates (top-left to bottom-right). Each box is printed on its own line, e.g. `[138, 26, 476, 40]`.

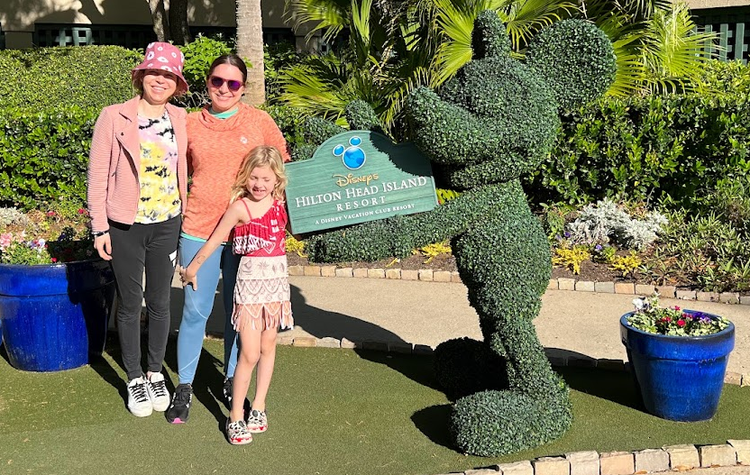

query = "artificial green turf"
[1, 338, 749, 475]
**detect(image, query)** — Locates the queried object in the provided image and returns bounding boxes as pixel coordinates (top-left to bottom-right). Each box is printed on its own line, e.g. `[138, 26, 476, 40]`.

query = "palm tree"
[280, 0, 717, 129]
[236, 0, 266, 105]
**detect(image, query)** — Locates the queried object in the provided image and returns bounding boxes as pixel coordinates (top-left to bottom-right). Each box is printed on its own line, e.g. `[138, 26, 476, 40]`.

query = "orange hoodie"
[181, 103, 290, 240]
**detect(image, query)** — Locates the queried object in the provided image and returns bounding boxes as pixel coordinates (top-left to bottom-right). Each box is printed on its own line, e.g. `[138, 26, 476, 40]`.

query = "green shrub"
[698, 59, 750, 99]
[345, 100, 383, 132]
[307, 16, 615, 456]
[0, 46, 140, 112]
[0, 107, 96, 209]
[264, 103, 309, 158]
[526, 93, 750, 208]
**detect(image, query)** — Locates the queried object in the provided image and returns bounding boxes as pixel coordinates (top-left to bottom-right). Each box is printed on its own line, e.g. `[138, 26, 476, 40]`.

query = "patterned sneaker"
[127, 376, 153, 417]
[226, 419, 253, 445]
[146, 372, 170, 412]
[166, 383, 192, 424]
[246, 409, 268, 433]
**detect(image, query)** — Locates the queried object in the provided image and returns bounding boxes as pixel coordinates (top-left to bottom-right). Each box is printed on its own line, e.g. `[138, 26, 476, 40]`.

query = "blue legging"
[176, 236, 240, 385]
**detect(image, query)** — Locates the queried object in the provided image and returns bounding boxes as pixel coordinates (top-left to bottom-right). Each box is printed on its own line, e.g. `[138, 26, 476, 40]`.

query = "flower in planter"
[626, 294, 730, 336]
[0, 207, 95, 265]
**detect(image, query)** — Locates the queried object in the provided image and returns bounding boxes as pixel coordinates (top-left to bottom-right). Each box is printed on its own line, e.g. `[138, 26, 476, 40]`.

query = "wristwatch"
[92, 230, 109, 237]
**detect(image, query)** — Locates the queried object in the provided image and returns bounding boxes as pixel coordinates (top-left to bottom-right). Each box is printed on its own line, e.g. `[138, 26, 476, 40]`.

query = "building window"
[694, 6, 750, 64]
[34, 24, 157, 48]
[33, 24, 295, 50]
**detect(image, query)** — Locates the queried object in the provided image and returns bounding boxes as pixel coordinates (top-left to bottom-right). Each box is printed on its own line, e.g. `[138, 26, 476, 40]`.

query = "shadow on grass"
[290, 284, 444, 392]
[88, 329, 229, 425]
[411, 404, 454, 449]
[0, 342, 9, 365]
[551, 350, 644, 412]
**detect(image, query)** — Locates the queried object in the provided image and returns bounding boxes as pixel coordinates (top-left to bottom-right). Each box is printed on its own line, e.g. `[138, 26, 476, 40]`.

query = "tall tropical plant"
[639, 2, 717, 93]
[578, 0, 717, 95]
[281, 0, 434, 133]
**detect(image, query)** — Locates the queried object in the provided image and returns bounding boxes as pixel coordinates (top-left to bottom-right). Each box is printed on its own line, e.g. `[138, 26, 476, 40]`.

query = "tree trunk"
[169, 0, 192, 45]
[147, 0, 170, 41]
[236, 0, 266, 106]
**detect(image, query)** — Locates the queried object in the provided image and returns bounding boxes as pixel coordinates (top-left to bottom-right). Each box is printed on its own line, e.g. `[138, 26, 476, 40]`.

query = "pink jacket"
[87, 96, 188, 233]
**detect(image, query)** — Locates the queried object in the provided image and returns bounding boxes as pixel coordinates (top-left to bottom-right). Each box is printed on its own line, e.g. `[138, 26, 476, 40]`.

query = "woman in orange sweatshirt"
[166, 54, 290, 424]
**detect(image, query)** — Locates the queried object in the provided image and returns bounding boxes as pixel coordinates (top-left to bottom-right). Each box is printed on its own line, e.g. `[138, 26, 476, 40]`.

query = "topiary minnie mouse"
[304, 11, 616, 456]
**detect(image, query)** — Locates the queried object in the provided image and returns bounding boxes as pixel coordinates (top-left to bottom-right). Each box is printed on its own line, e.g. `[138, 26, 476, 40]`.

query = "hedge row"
[0, 46, 140, 112]
[526, 91, 750, 208]
[0, 108, 96, 209]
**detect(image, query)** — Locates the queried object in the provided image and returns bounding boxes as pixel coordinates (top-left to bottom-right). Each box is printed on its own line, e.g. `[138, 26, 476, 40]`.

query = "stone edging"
[272, 336, 750, 388]
[288, 265, 750, 306]
[435, 440, 750, 475]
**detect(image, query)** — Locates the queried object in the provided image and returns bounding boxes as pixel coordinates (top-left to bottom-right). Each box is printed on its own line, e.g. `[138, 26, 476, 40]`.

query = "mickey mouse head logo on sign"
[333, 136, 366, 170]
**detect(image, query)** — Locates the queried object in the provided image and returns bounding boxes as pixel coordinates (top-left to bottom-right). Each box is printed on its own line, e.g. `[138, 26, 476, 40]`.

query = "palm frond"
[502, 0, 577, 50]
[284, 0, 349, 43]
[640, 3, 718, 92]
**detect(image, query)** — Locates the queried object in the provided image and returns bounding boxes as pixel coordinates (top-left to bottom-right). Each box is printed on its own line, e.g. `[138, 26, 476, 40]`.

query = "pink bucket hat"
[132, 42, 189, 93]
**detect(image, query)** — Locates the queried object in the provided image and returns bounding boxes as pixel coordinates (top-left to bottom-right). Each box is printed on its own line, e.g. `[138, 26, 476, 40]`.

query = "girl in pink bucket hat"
[87, 42, 189, 417]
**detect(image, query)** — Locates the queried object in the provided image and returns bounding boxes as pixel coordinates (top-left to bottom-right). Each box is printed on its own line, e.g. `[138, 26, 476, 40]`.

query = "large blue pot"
[0, 259, 115, 372]
[620, 311, 735, 422]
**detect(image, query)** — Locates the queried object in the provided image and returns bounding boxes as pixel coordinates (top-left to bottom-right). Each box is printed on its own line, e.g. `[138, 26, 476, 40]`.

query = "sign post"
[285, 131, 438, 234]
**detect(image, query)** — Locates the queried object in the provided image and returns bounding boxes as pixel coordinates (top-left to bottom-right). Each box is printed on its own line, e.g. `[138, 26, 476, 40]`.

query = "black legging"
[109, 216, 180, 381]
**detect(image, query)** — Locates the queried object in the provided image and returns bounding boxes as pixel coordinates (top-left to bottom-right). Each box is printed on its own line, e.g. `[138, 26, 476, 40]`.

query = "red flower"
[46, 211, 56, 217]
[51, 258, 57, 263]
[78, 208, 86, 214]
[677, 319, 686, 327]
[674, 306, 681, 311]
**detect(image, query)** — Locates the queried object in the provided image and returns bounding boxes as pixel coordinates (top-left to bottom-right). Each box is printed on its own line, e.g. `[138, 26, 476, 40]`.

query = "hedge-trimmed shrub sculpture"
[299, 12, 614, 456]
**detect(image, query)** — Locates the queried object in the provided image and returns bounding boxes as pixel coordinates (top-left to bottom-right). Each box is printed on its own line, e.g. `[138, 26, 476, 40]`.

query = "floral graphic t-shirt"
[136, 112, 181, 223]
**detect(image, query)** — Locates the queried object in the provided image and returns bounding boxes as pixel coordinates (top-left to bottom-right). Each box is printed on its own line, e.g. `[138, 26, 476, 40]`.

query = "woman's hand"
[94, 233, 112, 261]
[179, 265, 199, 290]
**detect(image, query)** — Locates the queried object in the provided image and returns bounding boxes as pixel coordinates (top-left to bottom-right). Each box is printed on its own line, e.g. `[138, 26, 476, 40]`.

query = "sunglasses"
[209, 76, 244, 92]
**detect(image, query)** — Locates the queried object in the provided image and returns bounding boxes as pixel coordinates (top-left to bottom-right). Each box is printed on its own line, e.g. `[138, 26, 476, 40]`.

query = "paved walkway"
[166, 275, 750, 474]
[173, 276, 749, 376]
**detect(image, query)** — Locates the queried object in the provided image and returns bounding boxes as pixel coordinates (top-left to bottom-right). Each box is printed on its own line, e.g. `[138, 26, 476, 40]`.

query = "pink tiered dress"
[231, 199, 293, 332]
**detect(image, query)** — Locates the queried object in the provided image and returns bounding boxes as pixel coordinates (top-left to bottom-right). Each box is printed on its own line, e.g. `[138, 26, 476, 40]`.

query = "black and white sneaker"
[222, 377, 233, 409]
[166, 383, 192, 424]
[127, 376, 153, 417]
[222, 377, 251, 416]
[147, 372, 170, 412]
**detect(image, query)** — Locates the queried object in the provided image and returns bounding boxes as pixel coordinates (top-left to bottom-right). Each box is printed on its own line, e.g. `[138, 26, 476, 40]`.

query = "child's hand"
[178, 265, 199, 290]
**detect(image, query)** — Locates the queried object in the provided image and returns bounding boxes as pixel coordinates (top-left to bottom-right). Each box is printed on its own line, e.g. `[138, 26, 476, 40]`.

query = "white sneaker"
[146, 372, 170, 412]
[127, 376, 153, 417]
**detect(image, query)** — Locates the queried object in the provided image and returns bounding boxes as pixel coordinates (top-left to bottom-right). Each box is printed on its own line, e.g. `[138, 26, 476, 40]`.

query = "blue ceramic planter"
[620, 311, 735, 422]
[0, 259, 115, 372]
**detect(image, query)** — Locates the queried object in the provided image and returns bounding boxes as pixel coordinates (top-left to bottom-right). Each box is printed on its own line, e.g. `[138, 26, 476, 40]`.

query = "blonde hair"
[230, 145, 287, 203]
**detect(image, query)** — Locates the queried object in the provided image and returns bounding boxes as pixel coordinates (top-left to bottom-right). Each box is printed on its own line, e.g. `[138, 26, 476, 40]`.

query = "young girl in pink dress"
[179, 145, 293, 445]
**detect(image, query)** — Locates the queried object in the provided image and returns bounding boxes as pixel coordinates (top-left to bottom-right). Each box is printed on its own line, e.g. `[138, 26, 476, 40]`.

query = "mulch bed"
[287, 252, 458, 272]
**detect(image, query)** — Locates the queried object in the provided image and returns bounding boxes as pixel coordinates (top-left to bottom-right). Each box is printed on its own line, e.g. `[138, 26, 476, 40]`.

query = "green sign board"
[285, 131, 437, 234]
